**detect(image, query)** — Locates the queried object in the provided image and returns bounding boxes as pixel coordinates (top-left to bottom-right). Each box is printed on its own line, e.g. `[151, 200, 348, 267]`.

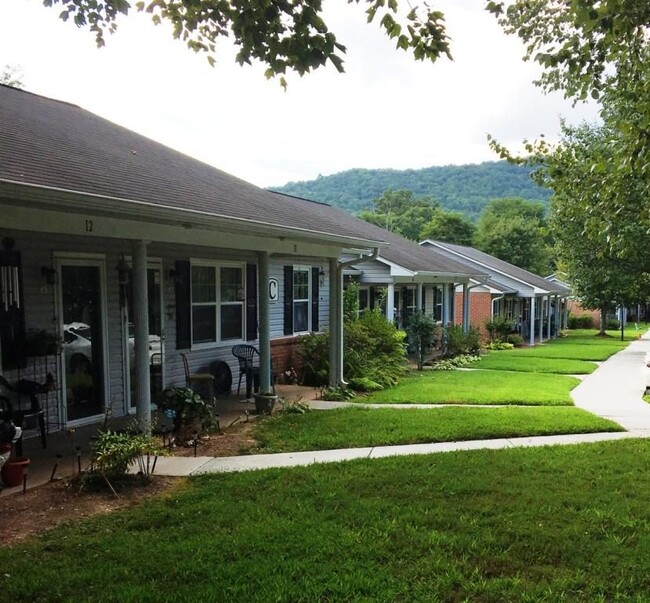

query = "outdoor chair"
[231, 344, 276, 398]
[180, 353, 215, 405]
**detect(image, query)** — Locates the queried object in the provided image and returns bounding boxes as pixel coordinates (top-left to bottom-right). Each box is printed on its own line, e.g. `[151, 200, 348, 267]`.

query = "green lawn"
[248, 406, 622, 453]
[2, 440, 648, 601]
[477, 353, 597, 374]
[510, 342, 623, 361]
[563, 328, 643, 342]
[356, 370, 579, 405]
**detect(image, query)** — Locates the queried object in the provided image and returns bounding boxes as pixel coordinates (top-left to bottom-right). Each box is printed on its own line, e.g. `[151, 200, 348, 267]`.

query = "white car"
[64, 322, 162, 374]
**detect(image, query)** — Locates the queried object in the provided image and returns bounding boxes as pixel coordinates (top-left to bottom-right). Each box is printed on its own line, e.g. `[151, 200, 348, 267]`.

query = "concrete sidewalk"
[570, 334, 650, 433]
[152, 335, 650, 477]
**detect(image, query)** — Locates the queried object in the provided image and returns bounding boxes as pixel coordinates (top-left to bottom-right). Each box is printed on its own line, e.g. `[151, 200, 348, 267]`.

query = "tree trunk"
[599, 306, 607, 335]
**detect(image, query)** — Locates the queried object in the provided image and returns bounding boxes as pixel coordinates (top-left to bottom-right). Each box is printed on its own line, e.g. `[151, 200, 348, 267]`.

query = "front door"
[58, 260, 107, 423]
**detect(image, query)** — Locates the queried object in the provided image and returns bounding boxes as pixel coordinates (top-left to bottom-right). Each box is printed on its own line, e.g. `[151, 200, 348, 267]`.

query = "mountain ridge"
[270, 161, 551, 219]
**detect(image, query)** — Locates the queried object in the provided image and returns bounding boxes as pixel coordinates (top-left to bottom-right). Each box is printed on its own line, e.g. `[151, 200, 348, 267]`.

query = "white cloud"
[0, 0, 600, 187]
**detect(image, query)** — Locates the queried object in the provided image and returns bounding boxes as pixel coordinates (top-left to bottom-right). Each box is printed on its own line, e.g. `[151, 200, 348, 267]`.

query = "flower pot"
[254, 394, 278, 415]
[1, 457, 30, 488]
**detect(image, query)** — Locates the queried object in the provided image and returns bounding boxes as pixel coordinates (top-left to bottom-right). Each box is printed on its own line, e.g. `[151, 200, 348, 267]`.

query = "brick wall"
[455, 290, 493, 339]
[271, 335, 305, 381]
[567, 300, 600, 327]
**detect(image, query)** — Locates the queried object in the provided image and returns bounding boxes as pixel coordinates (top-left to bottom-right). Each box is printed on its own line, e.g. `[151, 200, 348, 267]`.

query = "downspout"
[331, 247, 381, 387]
[491, 293, 505, 318]
[464, 279, 488, 332]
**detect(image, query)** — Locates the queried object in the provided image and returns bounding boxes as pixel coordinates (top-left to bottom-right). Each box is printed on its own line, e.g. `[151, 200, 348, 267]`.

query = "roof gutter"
[0, 179, 389, 250]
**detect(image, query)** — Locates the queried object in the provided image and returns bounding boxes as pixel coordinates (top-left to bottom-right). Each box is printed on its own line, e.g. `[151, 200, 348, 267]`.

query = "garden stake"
[151, 455, 158, 474]
[50, 453, 62, 481]
[22, 465, 28, 495]
[193, 431, 198, 457]
[76, 446, 82, 473]
[245, 409, 249, 423]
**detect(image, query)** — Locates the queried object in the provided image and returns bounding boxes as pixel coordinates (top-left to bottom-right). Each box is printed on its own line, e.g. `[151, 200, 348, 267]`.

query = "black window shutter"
[369, 286, 376, 310]
[175, 260, 191, 349]
[246, 263, 258, 341]
[311, 266, 319, 332]
[283, 265, 293, 335]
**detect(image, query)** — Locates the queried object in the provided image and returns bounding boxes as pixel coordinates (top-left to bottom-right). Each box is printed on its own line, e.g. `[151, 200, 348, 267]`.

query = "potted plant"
[254, 391, 278, 415]
[156, 387, 213, 442]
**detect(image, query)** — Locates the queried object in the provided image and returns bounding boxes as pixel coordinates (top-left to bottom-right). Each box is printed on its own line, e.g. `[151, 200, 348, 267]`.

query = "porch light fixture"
[319, 267, 325, 287]
[116, 254, 130, 286]
[40, 266, 56, 285]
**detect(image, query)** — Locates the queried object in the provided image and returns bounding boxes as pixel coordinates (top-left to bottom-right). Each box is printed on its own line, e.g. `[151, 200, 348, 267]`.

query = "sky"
[0, 0, 601, 188]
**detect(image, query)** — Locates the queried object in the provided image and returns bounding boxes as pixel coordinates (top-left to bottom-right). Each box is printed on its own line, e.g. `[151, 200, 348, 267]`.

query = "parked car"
[63, 322, 162, 374]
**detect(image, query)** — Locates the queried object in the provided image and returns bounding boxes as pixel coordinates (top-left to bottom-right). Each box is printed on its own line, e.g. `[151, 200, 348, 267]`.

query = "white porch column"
[416, 282, 423, 313]
[563, 298, 569, 330]
[328, 258, 339, 387]
[132, 239, 151, 433]
[538, 297, 544, 342]
[554, 295, 560, 336]
[546, 295, 552, 340]
[386, 283, 395, 323]
[529, 296, 536, 346]
[337, 265, 345, 383]
[442, 283, 450, 325]
[462, 283, 469, 333]
[257, 251, 271, 394]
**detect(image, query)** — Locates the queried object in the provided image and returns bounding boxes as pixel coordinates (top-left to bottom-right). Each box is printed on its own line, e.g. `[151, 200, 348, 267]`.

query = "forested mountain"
[271, 161, 551, 220]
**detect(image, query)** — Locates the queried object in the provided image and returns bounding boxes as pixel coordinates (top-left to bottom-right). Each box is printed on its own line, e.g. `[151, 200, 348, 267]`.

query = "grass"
[1, 439, 648, 601]
[477, 353, 597, 374]
[248, 406, 622, 452]
[511, 343, 624, 361]
[356, 370, 579, 405]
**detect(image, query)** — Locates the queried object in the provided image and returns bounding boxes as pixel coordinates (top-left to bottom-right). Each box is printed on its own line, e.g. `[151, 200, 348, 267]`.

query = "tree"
[539, 121, 650, 337]
[419, 209, 475, 245]
[41, 0, 453, 85]
[0, 65, 24, 89]
[489, 1, 650, 260]
[358, 190, 440, 241]
[474, 198, 551, 274]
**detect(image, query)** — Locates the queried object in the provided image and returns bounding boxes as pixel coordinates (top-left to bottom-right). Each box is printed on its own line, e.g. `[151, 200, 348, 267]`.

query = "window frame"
[190, 260, 246, 349]
[292, 264, 311, 335]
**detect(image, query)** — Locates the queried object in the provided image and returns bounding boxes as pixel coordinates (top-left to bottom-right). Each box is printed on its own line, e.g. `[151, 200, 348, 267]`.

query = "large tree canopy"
[42, 0, 452, 84]
[474, 197, 552, 275]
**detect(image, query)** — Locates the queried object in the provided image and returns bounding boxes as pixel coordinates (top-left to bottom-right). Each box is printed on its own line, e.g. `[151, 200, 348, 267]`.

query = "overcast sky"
[0, 0, 601, 188]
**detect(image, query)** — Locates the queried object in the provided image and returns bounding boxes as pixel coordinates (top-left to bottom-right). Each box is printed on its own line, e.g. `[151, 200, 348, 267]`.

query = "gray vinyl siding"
[1, 230, 335, 428]
[339, 255, 392, 284]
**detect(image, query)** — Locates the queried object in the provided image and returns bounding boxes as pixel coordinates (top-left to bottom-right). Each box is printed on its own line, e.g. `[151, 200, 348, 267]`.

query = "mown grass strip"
[1, 440, 648, 602]
[357, 370, 578, 405]
[477, 353, 597, 374]
[248, 406, 622, 453]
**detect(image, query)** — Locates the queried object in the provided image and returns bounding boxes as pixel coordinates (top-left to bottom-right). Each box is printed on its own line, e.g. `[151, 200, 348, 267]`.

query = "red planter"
[1, 457, 30, 488]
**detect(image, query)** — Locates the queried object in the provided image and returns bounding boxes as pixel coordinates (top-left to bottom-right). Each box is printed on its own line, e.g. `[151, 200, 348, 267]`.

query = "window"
[433, 286, 443, 321]
[292, 265, 310, 333]
[191, 262, 244, 345]
[358, 287, 369, 313]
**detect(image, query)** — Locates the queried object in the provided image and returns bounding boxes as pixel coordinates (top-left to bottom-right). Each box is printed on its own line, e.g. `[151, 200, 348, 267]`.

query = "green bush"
[506, 333, 525, 347]
[486, 341, 515, 350]
[156, 387, 215, 437]
[484, 316, 515, 342]
[299, 332, 330, 386]
[347, 377, 384, 392]
[446, 325, 481, 357]
[568, 314, 595, 329]
[432, 354, 480, 370]
[606, 318, 621, 330]
[299, 309, 407, 389]
[406, 311, 439, 370]
[91, 429, 166, 479]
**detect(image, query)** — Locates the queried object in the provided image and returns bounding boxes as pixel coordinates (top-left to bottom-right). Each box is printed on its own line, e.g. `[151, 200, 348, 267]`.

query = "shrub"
[299, 309, 407, 388]
[484, 316, 515, 342]
[321, 386, 356, 401]
[446, 325, 481, 357]
[606, 318, 621, 330]
[299, 332, 330, 386]
[91, 428, 166, 480]
[506, 333, 525, 347]
[568, 314, 594, 329]
[486, 341, 515, 350]
[156, 387, 215, 439]
[347, 377, 384, 392]
[432, 354, 480, 370]
[406, 311, 439, 370]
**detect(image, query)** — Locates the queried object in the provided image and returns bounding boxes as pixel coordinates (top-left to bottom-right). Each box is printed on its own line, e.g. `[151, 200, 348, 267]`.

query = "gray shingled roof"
[0, 84, 386, 247]
[424, 240, 570, 295]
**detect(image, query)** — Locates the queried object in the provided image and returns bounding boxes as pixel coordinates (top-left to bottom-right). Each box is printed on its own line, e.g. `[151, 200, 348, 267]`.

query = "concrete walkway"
[571, 335, 650, 433]
[152, 335, 650, 477]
